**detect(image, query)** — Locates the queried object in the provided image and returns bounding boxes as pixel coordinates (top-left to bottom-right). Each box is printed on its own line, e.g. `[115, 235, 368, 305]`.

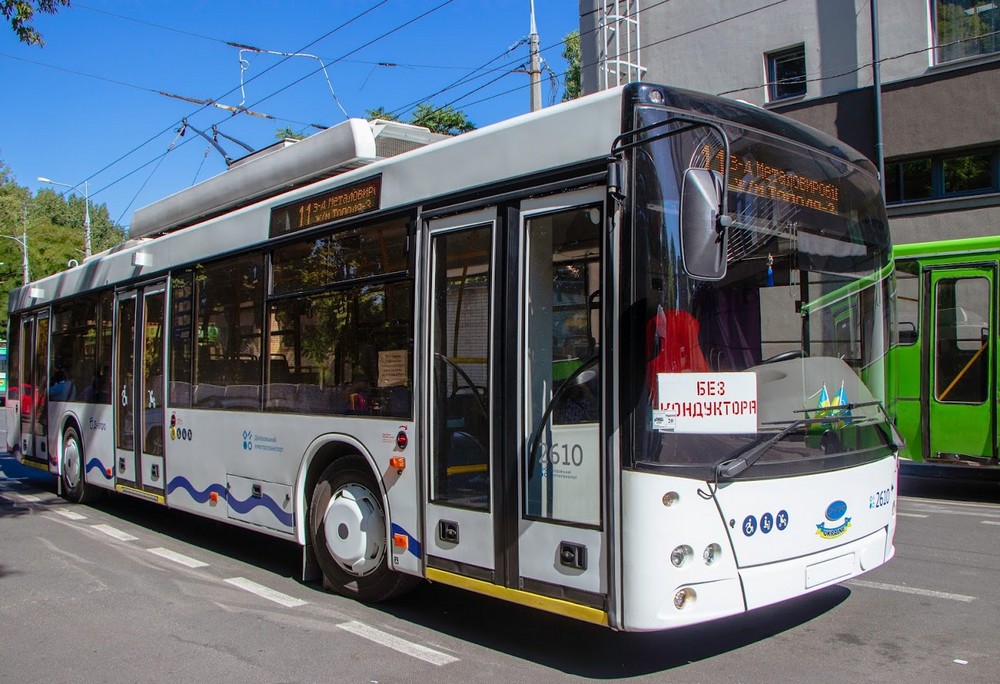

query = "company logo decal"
[816, 499, 851, 539]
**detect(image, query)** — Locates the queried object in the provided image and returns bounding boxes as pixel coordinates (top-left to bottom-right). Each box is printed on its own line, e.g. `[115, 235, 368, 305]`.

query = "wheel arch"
[56, 410, 85, 477]
[294, 433, 387, 547]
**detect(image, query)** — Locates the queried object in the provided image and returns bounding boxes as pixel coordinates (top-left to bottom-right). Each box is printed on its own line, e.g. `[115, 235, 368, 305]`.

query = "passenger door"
[114, 281, 168, 501]
[16, 312, 50, 470]
[927, 267, 995, 462]
[422, 188, 609, 615]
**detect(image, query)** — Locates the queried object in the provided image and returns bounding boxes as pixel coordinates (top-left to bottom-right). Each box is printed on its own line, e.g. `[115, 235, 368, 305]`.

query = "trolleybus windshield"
[632, 109, 894, 479]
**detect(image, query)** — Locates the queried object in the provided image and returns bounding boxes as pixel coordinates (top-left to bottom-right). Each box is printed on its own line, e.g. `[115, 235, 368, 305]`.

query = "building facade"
[579, 0, 1000, 244]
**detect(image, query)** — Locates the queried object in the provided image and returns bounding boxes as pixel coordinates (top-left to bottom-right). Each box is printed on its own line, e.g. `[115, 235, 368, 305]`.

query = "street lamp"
[0, 229, 29, 285]
[38, 176, 92, 259]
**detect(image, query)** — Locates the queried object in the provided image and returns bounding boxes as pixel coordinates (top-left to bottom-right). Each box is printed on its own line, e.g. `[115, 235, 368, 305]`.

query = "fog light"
[673, 587, 697, 609]
[661, 491, 680, 507]
[670, 544, 693, 567]
[703, 543, 722, 565]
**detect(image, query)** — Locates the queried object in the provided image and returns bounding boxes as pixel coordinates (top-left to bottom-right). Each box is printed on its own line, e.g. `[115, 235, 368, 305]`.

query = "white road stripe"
[337, 620, 458, 666]
[92, 524, 139, 542]
[849, 579, 975, 603]
[981, 520, 1000, 526]
[54, 509, 87, 521]
[897, 513, 928, 518]
[224, 577, 307, 608]
[148, 547, 209, 568]
[8, 492, 41, 502]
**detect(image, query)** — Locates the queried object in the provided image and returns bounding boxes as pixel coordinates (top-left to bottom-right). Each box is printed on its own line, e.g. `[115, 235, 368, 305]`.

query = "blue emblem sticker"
[826, 500, 848, 521]
[817, 500, 852, 539]
[760, 512, 774, 534]
[776, 509, 789, 530]
[743, 515, 757, 536]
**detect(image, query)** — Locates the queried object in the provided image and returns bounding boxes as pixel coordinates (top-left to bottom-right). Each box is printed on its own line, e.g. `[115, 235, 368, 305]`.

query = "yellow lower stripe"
[445, 463, 488, 476]
[426, 567, 609, 627]
[115, 484, 166, 504]
[20, 459, 49, 472]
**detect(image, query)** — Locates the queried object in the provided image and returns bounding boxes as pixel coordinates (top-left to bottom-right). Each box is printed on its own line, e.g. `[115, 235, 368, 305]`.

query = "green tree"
[1, 0, 70, 46]
[364, 107, 401, 122]
[365, 104, 474, 136]
[275, 126, 306, 141]
[409, 104, 475, 136]
[562, 30, 581, 101]
[0, 159, 127, 323]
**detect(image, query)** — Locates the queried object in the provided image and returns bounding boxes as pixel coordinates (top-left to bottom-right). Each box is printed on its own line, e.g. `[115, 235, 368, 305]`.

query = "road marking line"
[897, 513, 928, 518]
[148, 547, 208, 568]
[54, 509, 87, 520]
[981, 520, 1000, 526]
[848, 579, 975, 603]
[224, 577, 307, 608]
[92, 524, 139, 542]
[954, 659, 969, 665]
[8, 492, 41, 502]
[337, 620, 458, 666]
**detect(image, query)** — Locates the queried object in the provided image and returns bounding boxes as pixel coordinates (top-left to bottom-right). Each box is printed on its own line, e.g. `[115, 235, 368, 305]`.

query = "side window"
[934, 276, 989, 403]
[895, 261, 920, 346]
[192, 255, 265, 410]
[50, 297, 100, 403]
[267, 282, 413, 417]
[169, 272, 194, 407]
[266, 215, 414, 417]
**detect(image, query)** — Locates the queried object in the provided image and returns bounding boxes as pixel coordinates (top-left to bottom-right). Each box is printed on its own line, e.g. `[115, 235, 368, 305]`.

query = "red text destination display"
[270, 175, 382, 238]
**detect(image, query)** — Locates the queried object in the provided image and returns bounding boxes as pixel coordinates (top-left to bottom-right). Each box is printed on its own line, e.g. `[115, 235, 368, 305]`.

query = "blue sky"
[1, 1, 580, 231]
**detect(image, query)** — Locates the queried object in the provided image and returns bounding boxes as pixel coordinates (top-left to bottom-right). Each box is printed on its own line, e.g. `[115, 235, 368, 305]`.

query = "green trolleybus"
[6, 83, 898, 631]
[892, 236, 997, 472]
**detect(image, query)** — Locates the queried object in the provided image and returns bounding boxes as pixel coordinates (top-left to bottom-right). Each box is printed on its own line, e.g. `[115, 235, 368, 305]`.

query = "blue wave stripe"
[167, 476, 293, 528]
[390, 523, 421, 558]
[85, 457, 113, 480]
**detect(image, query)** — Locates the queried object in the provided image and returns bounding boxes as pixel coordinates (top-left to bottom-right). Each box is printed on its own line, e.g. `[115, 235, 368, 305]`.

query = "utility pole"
[870, 0, 885, 197]
[528, 0, 542, 112]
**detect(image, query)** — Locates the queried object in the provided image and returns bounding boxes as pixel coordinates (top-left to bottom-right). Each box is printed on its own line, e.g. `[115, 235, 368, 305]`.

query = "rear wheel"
[61, 426, 101, 504]
[309, 456, 418, 602]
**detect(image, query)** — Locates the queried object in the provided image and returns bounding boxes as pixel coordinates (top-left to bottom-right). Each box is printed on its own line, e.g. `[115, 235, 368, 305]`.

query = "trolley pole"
[529, 0, 542, 112]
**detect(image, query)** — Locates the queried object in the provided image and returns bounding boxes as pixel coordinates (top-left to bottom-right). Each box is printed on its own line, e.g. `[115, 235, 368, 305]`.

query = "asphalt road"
[2, 454, 998, 683]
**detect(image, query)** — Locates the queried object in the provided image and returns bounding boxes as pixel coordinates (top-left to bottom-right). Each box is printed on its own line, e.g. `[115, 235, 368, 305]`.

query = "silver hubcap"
[322, 483, 386, 577]
[63, 436, 81, 489]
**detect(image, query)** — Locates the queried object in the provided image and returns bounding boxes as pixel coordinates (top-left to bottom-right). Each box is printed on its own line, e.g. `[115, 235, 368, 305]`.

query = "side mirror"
[680, 168, 729, 281]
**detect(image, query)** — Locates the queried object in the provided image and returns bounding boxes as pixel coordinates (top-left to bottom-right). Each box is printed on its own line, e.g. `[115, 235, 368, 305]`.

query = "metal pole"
[870, 0, 885, 196]
[529, 0, 542, 111]
[83, 180, 92, 259]
[21, 226, 29, 285]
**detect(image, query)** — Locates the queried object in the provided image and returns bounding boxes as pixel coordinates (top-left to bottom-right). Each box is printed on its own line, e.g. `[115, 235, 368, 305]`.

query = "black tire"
[309, 456, 418, 602]
[61, 426, 101, 504]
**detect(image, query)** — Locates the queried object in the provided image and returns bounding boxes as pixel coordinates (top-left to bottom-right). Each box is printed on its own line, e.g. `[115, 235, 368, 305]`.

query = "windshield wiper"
[714, 416, 845, 480]
[714, 399, 903, 481]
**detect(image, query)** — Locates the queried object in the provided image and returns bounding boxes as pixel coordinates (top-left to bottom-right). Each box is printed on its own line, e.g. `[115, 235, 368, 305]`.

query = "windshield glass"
[631, 107, 894, 479]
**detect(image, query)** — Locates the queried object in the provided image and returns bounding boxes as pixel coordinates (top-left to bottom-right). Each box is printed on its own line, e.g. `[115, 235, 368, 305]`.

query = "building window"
[884, 147, 998, 203]
[766, 45, 806, 101]
[934, 1, 1000, 63]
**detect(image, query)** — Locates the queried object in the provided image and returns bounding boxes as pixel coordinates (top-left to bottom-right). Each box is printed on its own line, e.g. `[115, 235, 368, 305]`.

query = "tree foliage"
[0, 158, 127, 323]
[562, 30, 581, 101]
[275, 126, 307, 141]
[1, 0, 70, 46]
[365, 104, 474, 136]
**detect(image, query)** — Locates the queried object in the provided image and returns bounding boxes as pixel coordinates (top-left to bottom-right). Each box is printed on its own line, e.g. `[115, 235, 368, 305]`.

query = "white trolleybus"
[6, 83, 899, 632]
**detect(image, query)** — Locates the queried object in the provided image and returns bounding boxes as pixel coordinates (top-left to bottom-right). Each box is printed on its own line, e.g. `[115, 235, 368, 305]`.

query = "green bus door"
[927, 267, 995, 462]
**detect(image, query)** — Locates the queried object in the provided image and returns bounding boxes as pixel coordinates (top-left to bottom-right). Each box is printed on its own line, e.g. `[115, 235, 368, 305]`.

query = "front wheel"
[61, 426, 101, 504]
[309, 456, 418, 602]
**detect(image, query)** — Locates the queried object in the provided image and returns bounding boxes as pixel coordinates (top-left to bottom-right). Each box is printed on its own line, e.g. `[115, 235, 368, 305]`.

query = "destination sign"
[270, 175, 382, 238]
[699, 146, 840, 216]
